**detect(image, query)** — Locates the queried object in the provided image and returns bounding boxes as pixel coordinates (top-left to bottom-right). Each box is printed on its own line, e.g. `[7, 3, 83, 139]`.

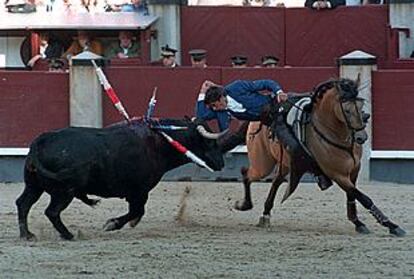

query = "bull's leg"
[16, 184, 44, 240]
[44, 194, 74, 240]
[258, 171, 287, 228]
[103, 193, 148, 231]
[234, 167, 253, 211]
[350, 188, 406, 237]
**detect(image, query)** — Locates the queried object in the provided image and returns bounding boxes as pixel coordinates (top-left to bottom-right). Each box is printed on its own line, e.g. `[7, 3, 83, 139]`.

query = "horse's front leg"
[336, 177, 405, 237]
[346, 171, 370, 234]
[103, 193, 148, 231]
[351, 188, 406, 237]
[346, 192, 370, 234]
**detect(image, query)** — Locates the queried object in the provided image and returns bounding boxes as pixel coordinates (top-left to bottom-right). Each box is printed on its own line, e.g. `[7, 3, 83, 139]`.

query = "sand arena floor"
[0, 181, 413, 278]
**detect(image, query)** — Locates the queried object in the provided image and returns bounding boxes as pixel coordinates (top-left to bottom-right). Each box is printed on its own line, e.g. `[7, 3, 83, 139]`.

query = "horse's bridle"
[310, 85, 366, 159]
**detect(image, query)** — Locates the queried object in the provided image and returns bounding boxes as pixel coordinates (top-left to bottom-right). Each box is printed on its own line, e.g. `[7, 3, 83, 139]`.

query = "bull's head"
[191, 120, 226, 171]
[161, 118, 227, 171]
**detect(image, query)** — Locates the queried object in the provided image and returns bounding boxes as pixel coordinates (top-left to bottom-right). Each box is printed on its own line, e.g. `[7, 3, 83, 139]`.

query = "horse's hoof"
[20, 232, 37, 241]
[103, 219, 119, 231]
[234, 200, 253, 211]
[355, 225, 370, 234]
[390, 227, 406, 237]
[257, 215, 271, 228]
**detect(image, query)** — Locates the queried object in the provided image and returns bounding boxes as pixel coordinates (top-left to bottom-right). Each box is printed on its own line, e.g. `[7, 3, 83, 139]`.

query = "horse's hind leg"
[350, 188, 406, 237]
[16, 184, 44, 240]
[45, 193, 74, 240]
[258, 165, 289, 228]
[234, 167, 254, 211]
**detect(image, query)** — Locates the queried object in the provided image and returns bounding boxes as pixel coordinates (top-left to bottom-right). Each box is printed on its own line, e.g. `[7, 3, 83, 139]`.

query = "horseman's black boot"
[272, 112, 333, 191]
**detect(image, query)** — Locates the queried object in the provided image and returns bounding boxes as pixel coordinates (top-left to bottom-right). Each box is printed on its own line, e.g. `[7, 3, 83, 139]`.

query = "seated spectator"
[27, 32, 64, 68]
[305, 0, 345, 9]
[106, 0, 147, 13]
[231, 55, 248, 68]
[106, 31, 140, 59]
[5, 0, 36, 13]
[362, 0, 384, 4]
[62, 31, 103, 60]
[48, 58, 66, 72]
[161, 45, 179, 67]
[261, 55, 279, 68]
[189, 49, 207, 68]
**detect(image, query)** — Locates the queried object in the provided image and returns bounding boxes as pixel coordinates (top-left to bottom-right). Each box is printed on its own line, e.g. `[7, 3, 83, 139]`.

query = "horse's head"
[313, 78, 368, 145]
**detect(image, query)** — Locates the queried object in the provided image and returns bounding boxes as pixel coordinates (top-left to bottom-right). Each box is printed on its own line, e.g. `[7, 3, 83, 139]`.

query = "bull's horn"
[196, 126, 229, 140]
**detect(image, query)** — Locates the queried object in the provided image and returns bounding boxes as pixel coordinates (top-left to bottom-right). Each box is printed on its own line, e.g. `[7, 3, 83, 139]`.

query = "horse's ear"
[355, 73, 361, 88]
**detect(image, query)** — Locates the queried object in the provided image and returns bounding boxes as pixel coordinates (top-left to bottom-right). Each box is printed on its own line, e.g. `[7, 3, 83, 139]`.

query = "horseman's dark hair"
[312, 78, 359, 102]
[204, 86, 226, 105]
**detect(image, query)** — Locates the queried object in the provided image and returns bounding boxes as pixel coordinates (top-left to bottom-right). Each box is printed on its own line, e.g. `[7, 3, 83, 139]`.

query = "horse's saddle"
[286, 97, 312, 145]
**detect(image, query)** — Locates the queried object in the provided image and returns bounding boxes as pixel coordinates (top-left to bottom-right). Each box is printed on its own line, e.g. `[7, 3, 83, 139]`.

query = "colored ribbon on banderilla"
[91, 60, 131, 123]
[91, 59, 214, 172]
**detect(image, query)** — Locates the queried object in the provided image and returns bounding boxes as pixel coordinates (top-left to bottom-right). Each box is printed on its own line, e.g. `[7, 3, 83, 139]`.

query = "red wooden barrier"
[372, 70, 414, 150]
[181, 6, 388, 67]
[221, 67, 338, 92]
[180, 6, 285, 67]
[285, 6, 388, 67]
[0, 71, 69, 147]
[103, 67, 222, 125]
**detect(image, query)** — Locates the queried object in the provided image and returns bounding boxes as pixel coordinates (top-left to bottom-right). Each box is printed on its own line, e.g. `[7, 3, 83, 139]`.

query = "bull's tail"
[26, 144, 74, 182]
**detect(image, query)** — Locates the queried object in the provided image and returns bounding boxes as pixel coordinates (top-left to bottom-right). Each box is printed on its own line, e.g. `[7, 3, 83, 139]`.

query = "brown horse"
[235, 78, 406, 237]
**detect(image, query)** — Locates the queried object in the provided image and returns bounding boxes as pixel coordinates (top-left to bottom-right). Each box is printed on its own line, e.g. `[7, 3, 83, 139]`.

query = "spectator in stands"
[231, 55, 248, 68]
[27, 32, 64, 68]
[189, 49, 208, 68]
[410, 50, 414, 58]
[305, 0, 345, 9]
[5, 0, 36, 13]
[261, 55, 279, 68]
[106, 31, 140, 59]
[105, 0, 147, 13]
[362, 0, 384, 4]
[161, 45, 179, 68]
[62, 31, 103, 60]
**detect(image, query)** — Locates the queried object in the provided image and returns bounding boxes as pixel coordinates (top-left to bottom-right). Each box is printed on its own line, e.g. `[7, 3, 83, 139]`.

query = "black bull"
[16, 118, 225, 240]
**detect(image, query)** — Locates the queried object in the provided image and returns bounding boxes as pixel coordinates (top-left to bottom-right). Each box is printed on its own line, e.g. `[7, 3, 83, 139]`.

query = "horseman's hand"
[200, 80, 217, 94]
[277, 92, 288, 103]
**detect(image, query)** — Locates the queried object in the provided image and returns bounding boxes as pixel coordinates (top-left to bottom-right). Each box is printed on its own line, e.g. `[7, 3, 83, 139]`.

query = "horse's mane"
[311, 78, 359, 103]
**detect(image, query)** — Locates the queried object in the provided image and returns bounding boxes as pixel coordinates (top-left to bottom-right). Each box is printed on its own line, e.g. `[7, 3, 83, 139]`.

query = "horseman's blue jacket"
[196, 79, 282, 130]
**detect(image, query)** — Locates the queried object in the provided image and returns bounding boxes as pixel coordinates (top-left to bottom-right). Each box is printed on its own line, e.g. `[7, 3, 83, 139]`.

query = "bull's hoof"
[257, 215, 271, 228]
[103, 219, 120, 231]
[20, 231, 37, 241]
[355, 225, 370, 234]
[234, 200, 253, 211]
[89, 199, 101, 207]
[390, 226, 406, 237]
[129, 218, 140, 228]
[61, 232, 74, 240]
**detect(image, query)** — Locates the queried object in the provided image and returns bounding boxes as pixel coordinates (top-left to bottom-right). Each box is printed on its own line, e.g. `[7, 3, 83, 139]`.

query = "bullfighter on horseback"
[198, 79, 333, 190]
